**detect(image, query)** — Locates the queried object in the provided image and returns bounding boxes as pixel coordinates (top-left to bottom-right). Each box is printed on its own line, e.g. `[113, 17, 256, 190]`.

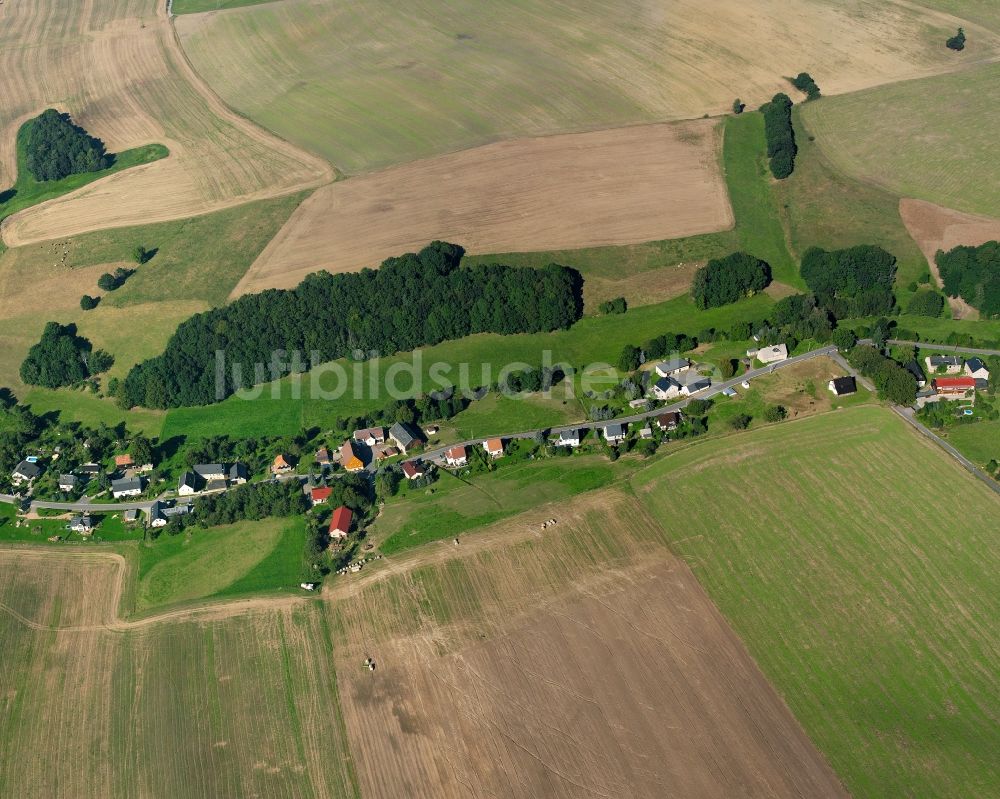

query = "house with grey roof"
[925, 355, 962, 374]
[111, 476, 143, 498]
[388, 422, 419, 454]
[178, 472, 198, 496]
[11, 459, 41, 487]
[965, 357, 990, 387]
[69, 514, 94, 534]
[229, 463, 249, 484]
[58, 474, 78, 492]
[193, 463, 226, 482]
[654, 358, 690, 378]
[556, 429, 581, 447]
[603, 422, 627, 444]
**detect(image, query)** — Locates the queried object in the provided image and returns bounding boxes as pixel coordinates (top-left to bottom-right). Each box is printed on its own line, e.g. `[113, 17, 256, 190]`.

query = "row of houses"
[918, 356, 991, 406]
[178, 463, 249, 495]
[443, 437, 505, 468]
[923, 355, 990, 385]
[556, 412, 683, 449]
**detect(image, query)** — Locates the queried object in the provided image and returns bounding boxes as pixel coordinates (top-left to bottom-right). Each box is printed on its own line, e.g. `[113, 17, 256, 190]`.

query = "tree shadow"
[156, 435, 187, 462]
[0, 187, 15, 205]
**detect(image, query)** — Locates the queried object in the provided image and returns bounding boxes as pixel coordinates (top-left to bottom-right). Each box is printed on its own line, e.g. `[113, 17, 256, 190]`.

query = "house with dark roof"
[69, 514, 94, 535]
[11, 460, 41, 486]
[112, 476, 144, 498]
[603, 422, 626, 444]
[904, 360, 926, 388]
[58, 474, 78, 492]
[655, 412, 681, 432]
[193, 464, 226, 482]
[388, 422, 419, 454]
[925, 355, 962, 374]
[556, 429, 581, 447]
[965, 357, 990, 386]
[178, 472, 198, 496]
[315, 447, 332, 466]
[353, 427, 386, 446]
[229, 463, 249, 484]
[401, 460, 425, 480]
[654, 358, 690, 378]
[828, 376, 857, 397]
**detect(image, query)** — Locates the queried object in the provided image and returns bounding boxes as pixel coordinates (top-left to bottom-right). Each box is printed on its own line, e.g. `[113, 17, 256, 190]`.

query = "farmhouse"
[315, 447, 332, 466]
[445, 445, 468, 468]
[310, 486, 332, 505]
[651, 376, 680, 400]
[556, 429, 581, 447]
[603, 422, 627, 444]
[340, 440, 365, 472]
[925, 355, 962, 374]
[229, 463, 249, 484]
[388, 422, 419, 454]
[965, 357, 990, 387]
[483, 438, 504, 458]
[12, 460, 41, 486]
[756, 344, 788, 364]
[933, 376, 976, 397]
[828, 376, 857, 397]
[654, 357, 690, 378]
[353, 426, 386, 446]
[193, 463, 226, 482]
[58, 474, 78, 492]
[178, 472, 198, 496]
[111, 476, 143, 498]
[329, 505, 353, 540]
[401, 460, 425, 480]
[272, 454, 294, 474]
[904, 360, 926, 388]
[655, 411, 681, 432]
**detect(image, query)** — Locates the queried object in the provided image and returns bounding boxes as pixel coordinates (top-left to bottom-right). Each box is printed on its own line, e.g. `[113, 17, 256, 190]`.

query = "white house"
[603, 422, 627, 444]
[756, 344, 788, 364]
[925, 355, 962, 375]
[651, 376, 681, 400]
[654, 358, 690, 378]
[11, 459, 41, 487]
[483, 438, 504, 459]
[965, 357, 990, 384]
[178, 472, 198, 496]
[556, 429, 581, 447]
[445, 445, 468, 468]
[111, 476, 143, 498]
[69, 514, 94, 535]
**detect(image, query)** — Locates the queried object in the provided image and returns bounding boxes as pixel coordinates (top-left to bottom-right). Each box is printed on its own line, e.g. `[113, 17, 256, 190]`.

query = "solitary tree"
[132, 245, 150, 265]
[946, 27, 966, 51]
[80, 294, 99, 311]
[731, 98, 744, 114]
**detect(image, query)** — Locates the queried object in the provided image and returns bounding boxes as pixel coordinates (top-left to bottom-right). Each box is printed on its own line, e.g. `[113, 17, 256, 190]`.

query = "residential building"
[178, 472, 198, 496]
[229, 463, 249, 485]
[925, 355, 963, 374]
[756, 344, 788, 364]
[78, 463, 101, 477]
[315, 447, 332, 466]
[904, 360, 926, 388]
[11, 460, 41, 486]
[340, 440, 365, 472]
[401, 461, 425, 480]
[828, 376, 857, 397]
[483, 438, 504, 459]
[651, 376, 681, 401]
[603, 422, 627, 444]
[673, 370, 712, 395]
[329, 505, 353, 540]
[556, 429, 581, 447]
[311, 486, 332, 505]
[205, 479, 228, 493]
[965, 357, 990, 386]
[58, 474, 78, 492]
[654, 358, 690, 378]
[149, 501, 169, 529]
[193, 463, 226, 482]
[353, 426, 386, 446]
[639, 422, 654, 439]
[388, 422, 419, 454]
[124, 509, 139, 524]
[150, 500, 193, 528]
[721, 387, 737, 398]
[114, 454, 134, 469]
[272, 454, 293, 474]
[445, 445, 468, 468]
[655, 412, 681, 432]
[111, 476, 143, 498]
[933, 376, 976, 396]
[69, 514, 94, 534]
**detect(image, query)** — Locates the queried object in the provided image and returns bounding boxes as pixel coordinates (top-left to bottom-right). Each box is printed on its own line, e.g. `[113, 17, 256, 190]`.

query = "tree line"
[760, 93, 796, 179]
[25, 110, 111, 182]
[119, 241, 584, 408]
[692, 252, 771, 309]
[789, 72, 821, 100]
[936, 241, 1000, 318]
[847, 345, 918, 405]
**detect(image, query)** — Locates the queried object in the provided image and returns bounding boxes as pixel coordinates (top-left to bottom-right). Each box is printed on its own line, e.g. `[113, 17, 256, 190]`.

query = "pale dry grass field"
[326, 490, 847, 799]
[177, 0, 991, 174]
[232, 120, 733, 295]
[0, 0, 330, 247]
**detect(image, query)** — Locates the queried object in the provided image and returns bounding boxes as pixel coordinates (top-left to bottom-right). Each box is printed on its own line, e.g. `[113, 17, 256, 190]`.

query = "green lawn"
[722, 113, 799, 287]
[23, 387, 165, 438]
[938, 418, 1000, 467]
[801, 61, 1000, 217]
[0, 120, 167, 226]
[172, 0, 275, 12]
[376, 456, 621, 554]
[135, 516, 309, 613]
[633, 406, 1000, 797]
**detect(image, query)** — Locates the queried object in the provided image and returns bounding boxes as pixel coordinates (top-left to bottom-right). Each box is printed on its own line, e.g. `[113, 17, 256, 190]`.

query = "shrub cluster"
[121, 241, 584, 408]
[760, 93, 796, 179]
[946, 28, 966, 51]
[800, 245, 897, 317]
[936, 241, 1000, 318]
[906, 289, 946, 317]
[598, 296, 627, 315]
[789, 72, 821, 100]
[24, 109, 110, 182]
[691, 252, 771, 309]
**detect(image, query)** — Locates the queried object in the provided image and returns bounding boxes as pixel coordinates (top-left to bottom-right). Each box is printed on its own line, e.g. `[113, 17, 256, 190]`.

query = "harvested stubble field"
[0, 491, 849, 798]
[178, 0, 979, 174]
[0, 0, 329, 248]
[634, 406, 1000, 797]
[231, 120, 733, 296]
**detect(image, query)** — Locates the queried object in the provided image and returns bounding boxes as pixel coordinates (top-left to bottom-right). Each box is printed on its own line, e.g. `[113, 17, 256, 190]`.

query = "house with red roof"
[329, 505, 353, 540]
[401, 461, 425, 480]
[445, 445, 468, 468]
[483, 438, 504, 459]
[933, 376, 976, 396]
[310, 486, 332, 505]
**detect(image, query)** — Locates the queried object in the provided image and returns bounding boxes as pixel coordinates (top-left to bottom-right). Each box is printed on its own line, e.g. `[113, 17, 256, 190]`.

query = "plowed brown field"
[232, 120, 733, 296]
[0, 0, 330, 247]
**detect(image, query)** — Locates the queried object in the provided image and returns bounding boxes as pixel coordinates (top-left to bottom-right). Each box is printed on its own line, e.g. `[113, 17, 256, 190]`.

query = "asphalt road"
[888, 339, 1000, 358]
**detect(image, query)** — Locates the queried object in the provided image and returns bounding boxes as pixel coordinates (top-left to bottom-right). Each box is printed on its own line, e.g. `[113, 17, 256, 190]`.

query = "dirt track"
[231, 120, 734, 296]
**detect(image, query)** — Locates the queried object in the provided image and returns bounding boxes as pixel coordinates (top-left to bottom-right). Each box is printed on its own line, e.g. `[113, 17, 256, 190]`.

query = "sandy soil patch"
[0, 0, 330, 247]
[232, 120, 733, 296]
[898, 198, 1000, 319]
